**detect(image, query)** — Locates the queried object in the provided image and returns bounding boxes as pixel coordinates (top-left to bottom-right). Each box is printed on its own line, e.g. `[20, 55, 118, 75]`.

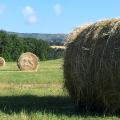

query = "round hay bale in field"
[64, 18, 120, 113]
[17, 52, 39, 71]
[0, 57, 5, 67]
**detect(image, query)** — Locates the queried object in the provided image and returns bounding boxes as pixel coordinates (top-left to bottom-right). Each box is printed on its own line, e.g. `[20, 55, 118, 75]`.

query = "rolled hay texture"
[64, 19, 120, 113]
[0, 57, 5, 67]
[17, 52, 39, 71]
[66, 23, 91, 43]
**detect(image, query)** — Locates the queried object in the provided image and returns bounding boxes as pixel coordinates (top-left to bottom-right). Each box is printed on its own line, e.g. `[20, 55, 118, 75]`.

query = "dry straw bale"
[17, 52, 39, 71]
[0, 57, 5, 67]
[64, 18, 120, 113]
[66, 23, 91, 43]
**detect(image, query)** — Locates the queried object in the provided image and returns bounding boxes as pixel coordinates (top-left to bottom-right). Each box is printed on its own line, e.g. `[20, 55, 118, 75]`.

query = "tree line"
[0, 30, 64, 61]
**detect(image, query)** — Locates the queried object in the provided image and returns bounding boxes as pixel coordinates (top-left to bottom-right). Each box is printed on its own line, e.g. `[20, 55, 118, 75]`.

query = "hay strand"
[66, 23, 91, 43]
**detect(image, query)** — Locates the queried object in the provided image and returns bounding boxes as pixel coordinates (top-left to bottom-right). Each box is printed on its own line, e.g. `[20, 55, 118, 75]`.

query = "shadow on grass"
[0, 95, 119, 117]
[0, 95, 76, 115]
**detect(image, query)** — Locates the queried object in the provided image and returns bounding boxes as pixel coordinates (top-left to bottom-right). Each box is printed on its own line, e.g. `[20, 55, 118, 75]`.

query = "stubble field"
[0, 59, 119, 120]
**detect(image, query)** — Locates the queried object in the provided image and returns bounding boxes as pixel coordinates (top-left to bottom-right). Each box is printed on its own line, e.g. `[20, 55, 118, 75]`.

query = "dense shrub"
[0, 30, 64, 61]
[48, 48, 64, 60]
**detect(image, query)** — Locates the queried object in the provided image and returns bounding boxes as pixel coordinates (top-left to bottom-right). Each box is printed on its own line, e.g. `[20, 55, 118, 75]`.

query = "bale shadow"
[0, 95, 76, 115]
[0, 95, 119, 117]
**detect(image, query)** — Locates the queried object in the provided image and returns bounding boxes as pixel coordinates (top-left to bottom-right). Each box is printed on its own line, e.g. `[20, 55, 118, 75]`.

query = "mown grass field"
[0, 59, 119, 120]
[0, 59, 63, 84]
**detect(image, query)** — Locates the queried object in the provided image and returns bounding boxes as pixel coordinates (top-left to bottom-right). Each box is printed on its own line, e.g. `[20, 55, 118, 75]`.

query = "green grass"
[0, 59, 63, 84]
[0, 59, 119, 120]
[0, 88, 119, 120]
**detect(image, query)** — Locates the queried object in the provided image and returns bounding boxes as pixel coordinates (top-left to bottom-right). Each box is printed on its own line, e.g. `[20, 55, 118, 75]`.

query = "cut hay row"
[64, 18, 120, 113]
[0, 83, 63, 89]
[51, 46, 66, 49]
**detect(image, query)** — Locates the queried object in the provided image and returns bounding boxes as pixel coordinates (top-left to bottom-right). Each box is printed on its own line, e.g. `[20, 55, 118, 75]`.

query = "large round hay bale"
[17, 52, 39, 71]
[0, 57, 5, 67]
[64, 18, 120, 113]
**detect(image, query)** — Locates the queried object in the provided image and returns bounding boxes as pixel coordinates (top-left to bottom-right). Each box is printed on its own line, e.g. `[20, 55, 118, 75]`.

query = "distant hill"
[9, 32, 67, 46]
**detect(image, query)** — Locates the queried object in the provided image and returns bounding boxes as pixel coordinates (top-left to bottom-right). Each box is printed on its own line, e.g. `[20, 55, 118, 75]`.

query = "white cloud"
[27, 15, 37, 24]
[22, 6, 35, 17]
[53, 3, 62, 16]
[22, 6, 37, 24]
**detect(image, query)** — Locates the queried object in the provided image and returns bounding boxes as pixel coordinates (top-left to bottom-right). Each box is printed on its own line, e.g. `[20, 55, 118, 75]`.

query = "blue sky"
[0, 0, 120, 33]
